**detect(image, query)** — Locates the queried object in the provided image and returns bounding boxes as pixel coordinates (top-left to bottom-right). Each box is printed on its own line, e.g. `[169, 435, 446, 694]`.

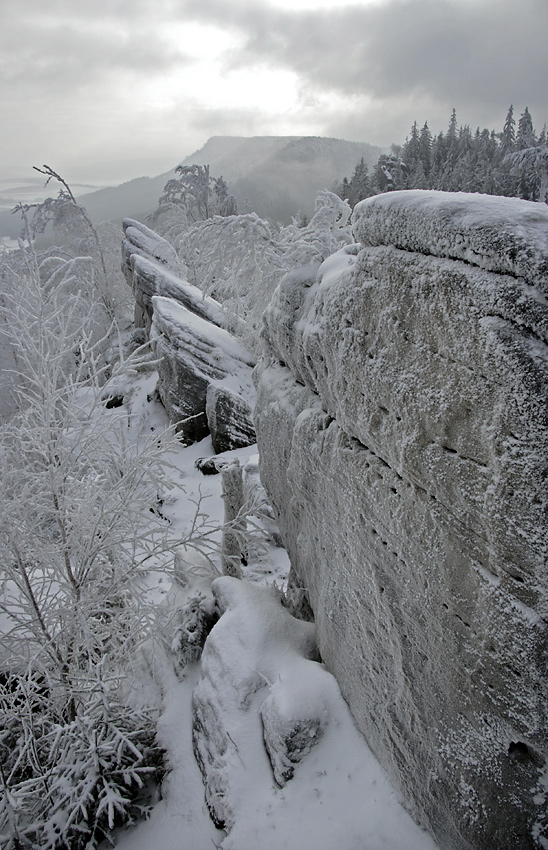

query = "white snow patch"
[192, 577, 439, 850]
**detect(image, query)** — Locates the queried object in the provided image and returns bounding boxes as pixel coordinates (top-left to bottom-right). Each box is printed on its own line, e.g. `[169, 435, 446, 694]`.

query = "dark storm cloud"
[181, 0, 548, 130]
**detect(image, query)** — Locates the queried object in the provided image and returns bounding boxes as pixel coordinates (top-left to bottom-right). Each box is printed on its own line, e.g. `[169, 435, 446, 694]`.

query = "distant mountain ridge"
[0, 135, 384, 237]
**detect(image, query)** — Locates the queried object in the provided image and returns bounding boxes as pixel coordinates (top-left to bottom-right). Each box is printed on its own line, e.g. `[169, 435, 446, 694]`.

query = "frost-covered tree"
[506, 141, 548, 203]
[340, 105, 547, 202]
[172, 191, 352, 352]
[517, 106, 536, 150]
[0, 226, 221, 848]
[278, 189, 352, 266]
[183, 211, 282, 348]
[419, 122, 433, 178]
[500, 104, 516, 155]
[347, 157, 373, 206]
[12, 167, 130, 327]
[150, 164, 238, 226]
[402, 122, 422, 185]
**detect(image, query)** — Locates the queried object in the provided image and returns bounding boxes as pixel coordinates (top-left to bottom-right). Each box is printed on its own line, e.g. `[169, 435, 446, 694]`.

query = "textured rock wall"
[254, 191, 548, 850]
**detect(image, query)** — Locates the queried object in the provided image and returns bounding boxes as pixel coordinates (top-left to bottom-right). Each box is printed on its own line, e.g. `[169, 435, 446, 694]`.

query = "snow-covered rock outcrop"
[122, 218, 256, 451]
[122, 217, 225, 332]
[254, 191, 548, 850]
[192, 577, 325, 828]
[151, 296, 256, 449]
[191, 577, 440, 850]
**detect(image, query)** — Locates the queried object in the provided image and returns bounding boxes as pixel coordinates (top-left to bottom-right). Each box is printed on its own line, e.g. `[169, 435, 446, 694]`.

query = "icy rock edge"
[254, 191, 548, 850]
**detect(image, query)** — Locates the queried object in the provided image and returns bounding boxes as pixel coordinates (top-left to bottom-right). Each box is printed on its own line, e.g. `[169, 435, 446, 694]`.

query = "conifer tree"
[348, 158, 372, 205]
[339, 105, 545, 203]
[515, 108, 538, 198]
[517, 107, 536, 149]
[500, 105, 516, 155]
[419, 122, 432, 178]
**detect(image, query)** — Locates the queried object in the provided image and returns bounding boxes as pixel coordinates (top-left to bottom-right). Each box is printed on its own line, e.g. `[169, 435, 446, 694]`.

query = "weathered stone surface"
[352, 190, 548, 288]
[122, 217, 181, 279]
[151, 295, 256, 445]
[254, 191, 548, 850]
[206, 383, 257, 454]
[130, 253, 226, 333]
[122, 217, 225, 333]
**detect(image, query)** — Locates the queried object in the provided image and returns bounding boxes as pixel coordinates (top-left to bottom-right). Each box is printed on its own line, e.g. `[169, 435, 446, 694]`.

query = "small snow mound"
[260, 661, 339, 785]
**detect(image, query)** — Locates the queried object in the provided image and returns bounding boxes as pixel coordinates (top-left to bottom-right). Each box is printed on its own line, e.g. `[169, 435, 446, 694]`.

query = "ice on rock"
[254, 190, 548, 850]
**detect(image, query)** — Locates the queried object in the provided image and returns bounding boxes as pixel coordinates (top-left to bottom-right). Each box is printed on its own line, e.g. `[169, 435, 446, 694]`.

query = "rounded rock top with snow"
[352, 189, 548, 288]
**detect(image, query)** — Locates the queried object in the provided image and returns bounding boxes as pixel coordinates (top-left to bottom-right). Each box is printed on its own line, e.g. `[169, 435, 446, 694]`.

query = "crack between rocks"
[371, 241, 547, 293]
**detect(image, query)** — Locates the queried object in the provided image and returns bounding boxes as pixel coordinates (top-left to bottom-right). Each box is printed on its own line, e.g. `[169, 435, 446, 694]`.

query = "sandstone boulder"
[151, 295, 256, 446]
[254, 191, 548, 850]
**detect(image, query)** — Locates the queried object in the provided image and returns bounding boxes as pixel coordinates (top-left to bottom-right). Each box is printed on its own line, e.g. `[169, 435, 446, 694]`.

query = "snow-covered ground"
[107, 367, 440, 850]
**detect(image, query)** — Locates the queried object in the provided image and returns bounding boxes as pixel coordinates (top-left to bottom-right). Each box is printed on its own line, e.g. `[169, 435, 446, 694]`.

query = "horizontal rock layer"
[151, 296, 256, 450]
[122, 217, 181, 277]
[122, 219, 257, 452]
[352, 190, 548, 289]
[254, 191, 548, 850]
[122, 217, 225, 333]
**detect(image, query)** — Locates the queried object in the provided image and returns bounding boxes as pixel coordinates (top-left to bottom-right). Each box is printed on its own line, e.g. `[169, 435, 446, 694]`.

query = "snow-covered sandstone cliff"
[254, 191, 548, 850]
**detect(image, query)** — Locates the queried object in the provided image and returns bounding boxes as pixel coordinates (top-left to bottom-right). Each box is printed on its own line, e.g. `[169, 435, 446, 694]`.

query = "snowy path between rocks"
[109, 371, 440, 850]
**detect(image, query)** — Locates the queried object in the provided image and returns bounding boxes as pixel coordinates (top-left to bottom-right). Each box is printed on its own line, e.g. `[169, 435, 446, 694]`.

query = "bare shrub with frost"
[13, 167, 132, 327]
[156, 190, 352, 353]
[0, 232, 221, 849]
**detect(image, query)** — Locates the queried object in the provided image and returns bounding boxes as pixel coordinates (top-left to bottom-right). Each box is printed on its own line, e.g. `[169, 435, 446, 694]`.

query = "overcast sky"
[1, 0, 546, 186]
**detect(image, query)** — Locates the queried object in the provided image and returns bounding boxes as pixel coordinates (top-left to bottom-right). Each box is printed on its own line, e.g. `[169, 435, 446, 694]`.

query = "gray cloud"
[0, 16, 187, 92]
[1, 0, 546, 184]
[181, 0, 548, 134]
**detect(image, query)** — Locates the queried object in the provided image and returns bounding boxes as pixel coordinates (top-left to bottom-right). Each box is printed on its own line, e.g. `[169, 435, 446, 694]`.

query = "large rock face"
[254, 191, 548, 850]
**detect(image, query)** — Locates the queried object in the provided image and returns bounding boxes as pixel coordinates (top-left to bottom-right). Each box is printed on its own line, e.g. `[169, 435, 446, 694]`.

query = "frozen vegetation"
[0, 183, 439, 849]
